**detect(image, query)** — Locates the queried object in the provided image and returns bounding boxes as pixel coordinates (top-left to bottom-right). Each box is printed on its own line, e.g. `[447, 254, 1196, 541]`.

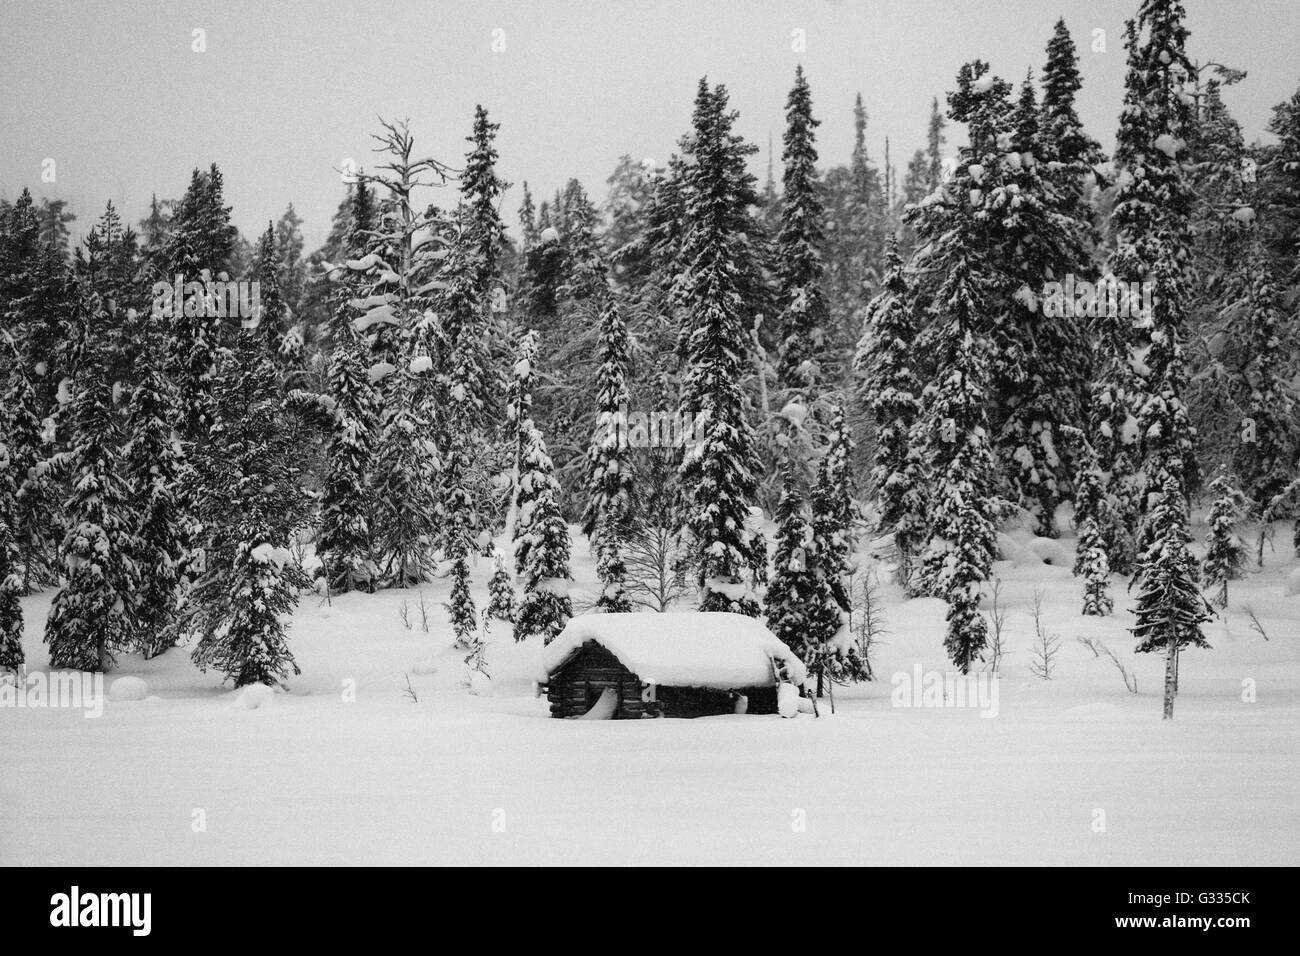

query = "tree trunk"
[1162, 640, 1178, 720]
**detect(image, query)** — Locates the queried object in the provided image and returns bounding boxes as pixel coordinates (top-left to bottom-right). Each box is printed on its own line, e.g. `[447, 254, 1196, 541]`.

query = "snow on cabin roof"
[542, 612, 807, 690]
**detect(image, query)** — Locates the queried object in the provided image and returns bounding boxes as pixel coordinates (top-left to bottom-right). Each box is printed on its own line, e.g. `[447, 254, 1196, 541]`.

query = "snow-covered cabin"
[540, 612, 806, 719]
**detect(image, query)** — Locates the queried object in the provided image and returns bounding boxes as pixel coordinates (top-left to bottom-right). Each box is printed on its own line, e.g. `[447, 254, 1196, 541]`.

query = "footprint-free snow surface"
[2, 524, 1297, 866]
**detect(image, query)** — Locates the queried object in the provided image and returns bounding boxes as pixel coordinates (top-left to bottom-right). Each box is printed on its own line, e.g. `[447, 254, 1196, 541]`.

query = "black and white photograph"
[0, 0, 1296, 904]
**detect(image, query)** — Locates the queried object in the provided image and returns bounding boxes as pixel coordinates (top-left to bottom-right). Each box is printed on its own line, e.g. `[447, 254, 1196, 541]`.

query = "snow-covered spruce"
[345, 120, 453, 587]
[903, 66, 1007, 671]
[163, 164, 238, 439]
[121, 347, 188, 657]
[676, 79, 768, 616]
[854, 236, 925, 588]
[774, 66, 830, 391]
[445, 554, 477, 648]
[991, 69, 1091, 540]
[1132, 474, 1213, 656]
[44, 333, 140, 673]
[1077, 516, 1114, 616]
[581, 293, 634, 612]
[181, 333, 310, 686]
[486, 550, 517, 623]
[1110, 0, 1200, 538]
[513, 417, 573, 644]
[1, 350, 57, 593]
[810, 405, 868, 686]
[764, 466, 820, 665]
[0, 438, 24, 673]
[317, 176, 379, 593]
[1201, 472, 1247, 608]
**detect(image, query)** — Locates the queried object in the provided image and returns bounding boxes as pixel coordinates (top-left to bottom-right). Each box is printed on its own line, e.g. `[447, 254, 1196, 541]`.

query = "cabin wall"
[547, 643, 649, 719]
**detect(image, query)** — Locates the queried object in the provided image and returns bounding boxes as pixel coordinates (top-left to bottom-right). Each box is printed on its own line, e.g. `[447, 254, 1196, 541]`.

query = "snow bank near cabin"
[542, 612, 807, 689]
[108, 676, 149, 702]
[230, 683, 277, 710]
[1286, 567, 1300, 597]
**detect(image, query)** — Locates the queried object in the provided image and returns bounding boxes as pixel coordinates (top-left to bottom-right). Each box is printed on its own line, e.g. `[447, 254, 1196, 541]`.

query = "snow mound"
[231, 683, 277, 710]
[410, 659, 440, 676]
[777, 682, 800, 718]
[996, 532, 1032, 565]
[1026, 537, 1073, 567]
[108, 677, 149, 702]
[542, 612, 807, 689]
[1285, 567, 1300, 597]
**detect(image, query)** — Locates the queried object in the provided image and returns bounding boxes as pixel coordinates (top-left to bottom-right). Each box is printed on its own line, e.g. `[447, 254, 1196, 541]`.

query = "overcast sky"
[3, 0, 1297, 251]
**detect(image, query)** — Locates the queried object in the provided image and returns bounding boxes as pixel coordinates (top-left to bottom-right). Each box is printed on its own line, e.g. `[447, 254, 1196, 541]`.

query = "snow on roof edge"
[541, 612, 807, 690]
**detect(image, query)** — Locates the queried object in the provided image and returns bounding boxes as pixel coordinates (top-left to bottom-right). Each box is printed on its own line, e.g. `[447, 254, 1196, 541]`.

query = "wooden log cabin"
[539, 611, 807, 719]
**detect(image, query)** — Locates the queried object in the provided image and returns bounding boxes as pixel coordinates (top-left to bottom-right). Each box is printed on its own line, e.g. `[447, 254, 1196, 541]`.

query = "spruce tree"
[1039, 18, 1106, 229]
[513, 418, 573, 643]
[854, 237, 925, 587]
[1232, 251, 1296, 553]
[164, 164, 238, 437]
[0, 362, 56, 592]
[774, 66, 829, 391]
[1078, 517, 1114, 616]
[0, 437, 24, 673]
[1110, 0, 1200, 507]
[925, 97, 947, 191]
[582, 294, 634, 612]
[121, 338, 188, 656]
[44, 302, 140, 672]
[994, 71, 1092, 538]
[1201, 471, 1247, 607]
[904, 63, 1008, 671]
[137, 194, 174, 273]
[1131, 474, 1213, 718]
[273, 203, 307, 317]
[764, 467, 818, 664]
[445, 552, 478, 648]
[250, 223, 292, 360]
[809, 405, 868, 685]
[185, 333, 309, 686]
[486, 549, 517, 623]
[439, 328, 488, 648]
[675, 79, 768, 615]
[1072, 443, 1132, 579]
[318, 180, 379, 593]
[438, 105, 506, 423]
[556, 179, 608, 304]
[349, 120, 452, 585]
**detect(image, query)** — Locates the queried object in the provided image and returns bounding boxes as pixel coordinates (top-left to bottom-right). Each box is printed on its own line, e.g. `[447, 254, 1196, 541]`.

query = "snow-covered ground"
[2, 521, 1297, 866]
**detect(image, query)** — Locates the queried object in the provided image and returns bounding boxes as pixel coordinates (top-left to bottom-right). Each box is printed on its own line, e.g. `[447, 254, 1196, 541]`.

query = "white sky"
[3, 0, 1296, 250]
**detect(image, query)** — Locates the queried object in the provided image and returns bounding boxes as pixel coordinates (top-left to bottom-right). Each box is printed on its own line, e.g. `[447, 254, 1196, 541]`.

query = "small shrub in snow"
[1028, 588, 1061, 680]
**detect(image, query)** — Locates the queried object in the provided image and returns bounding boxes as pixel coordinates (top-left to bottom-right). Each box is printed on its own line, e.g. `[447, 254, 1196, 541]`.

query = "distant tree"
[774, 66, 830, 390]
[1201, 471, 1247, 607]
